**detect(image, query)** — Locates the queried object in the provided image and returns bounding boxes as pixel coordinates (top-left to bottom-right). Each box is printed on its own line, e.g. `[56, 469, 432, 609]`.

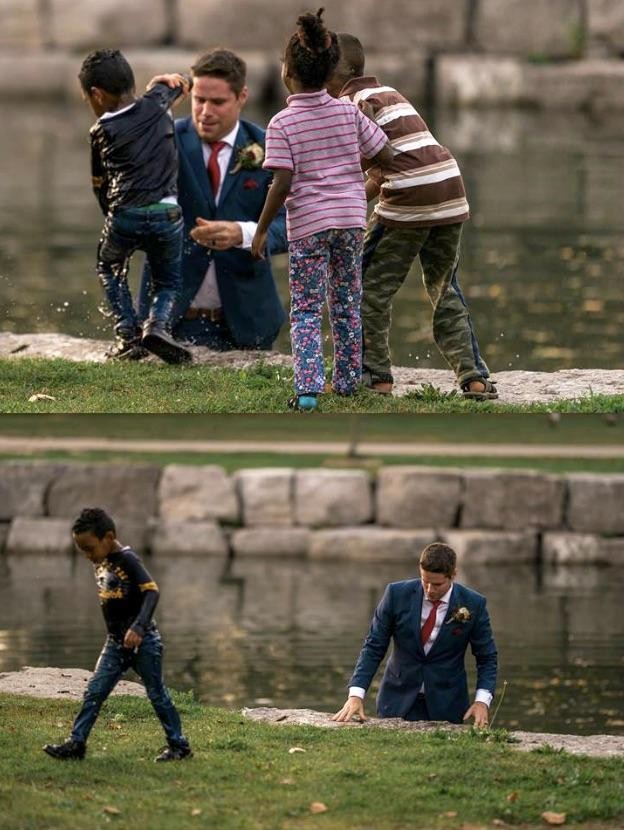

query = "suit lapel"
[179, 124, 215, 211]
[218, 124, 247, 208]
[413, 581, 426, 656]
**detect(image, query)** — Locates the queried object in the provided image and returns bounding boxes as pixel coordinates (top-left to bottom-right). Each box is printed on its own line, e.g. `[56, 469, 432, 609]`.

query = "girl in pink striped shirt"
[251, 8, 389, 411]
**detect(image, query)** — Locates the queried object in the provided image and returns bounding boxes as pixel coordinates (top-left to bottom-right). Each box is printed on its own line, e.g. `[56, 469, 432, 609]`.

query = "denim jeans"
[71, 630, 188, 749]
[97, 205, 184, 337]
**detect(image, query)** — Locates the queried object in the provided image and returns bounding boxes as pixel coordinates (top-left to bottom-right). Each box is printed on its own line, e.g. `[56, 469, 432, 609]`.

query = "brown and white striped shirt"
[339, 76, 469, 228]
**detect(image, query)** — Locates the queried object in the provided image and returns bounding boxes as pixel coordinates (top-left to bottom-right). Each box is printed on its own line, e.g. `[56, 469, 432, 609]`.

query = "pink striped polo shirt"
[263, 89, 387, 241]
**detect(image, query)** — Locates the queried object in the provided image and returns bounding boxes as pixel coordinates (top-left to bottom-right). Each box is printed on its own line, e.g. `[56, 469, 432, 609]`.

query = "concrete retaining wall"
[1, 461, 623, 566]
[1, 0, 624, 109]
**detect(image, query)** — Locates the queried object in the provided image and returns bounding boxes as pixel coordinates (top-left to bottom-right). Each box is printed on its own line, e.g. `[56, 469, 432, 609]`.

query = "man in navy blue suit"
[333, 542, 497, 726]
[141, 50, 287, 350]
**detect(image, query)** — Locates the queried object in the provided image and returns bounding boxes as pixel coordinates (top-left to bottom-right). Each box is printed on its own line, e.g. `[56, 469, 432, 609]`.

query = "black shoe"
[105, 329, 148, 362]
[43, 738, 86, 760]
[154, 744, 193, 762]
[142, 323, 192, 365]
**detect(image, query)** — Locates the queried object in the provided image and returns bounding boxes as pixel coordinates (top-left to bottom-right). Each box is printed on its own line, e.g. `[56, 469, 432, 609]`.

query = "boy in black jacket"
[43, 508, 191, 762]
[80, 48, 192, 362]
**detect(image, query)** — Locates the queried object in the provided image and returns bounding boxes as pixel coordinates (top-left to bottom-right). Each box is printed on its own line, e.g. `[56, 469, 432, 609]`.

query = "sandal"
[461, 378, 498, 401]
[362, 369, 394, 396]
[288, 394, 318, 412]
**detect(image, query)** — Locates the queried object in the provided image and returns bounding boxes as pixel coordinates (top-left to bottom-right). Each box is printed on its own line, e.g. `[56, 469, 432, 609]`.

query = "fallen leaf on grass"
[441, 812, 458, 818]
[506, 792, 519, 803]
[190, 808, 202, 816]
[542, 812, 566, 826]
[102, 806, 121, 815]
[280, 778, 295, 785]
[310, 802, 328, 814]
[492, 821, 508, 827]
[28, 393, 56, 402]
[288, 746, 306, 754]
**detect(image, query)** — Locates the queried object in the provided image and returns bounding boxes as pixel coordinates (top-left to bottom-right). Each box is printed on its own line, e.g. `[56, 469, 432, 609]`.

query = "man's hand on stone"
[463, 701, 489, 728]
[332, 696, 367, 723]
[190, 219, 243, 250]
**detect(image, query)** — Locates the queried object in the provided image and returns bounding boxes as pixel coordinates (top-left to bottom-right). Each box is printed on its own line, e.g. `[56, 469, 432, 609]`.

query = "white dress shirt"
[190, 121, 257, 310]
[349, 584, 493, 707]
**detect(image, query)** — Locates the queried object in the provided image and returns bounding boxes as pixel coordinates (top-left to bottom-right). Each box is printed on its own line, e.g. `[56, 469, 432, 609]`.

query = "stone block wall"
[2, 1, 624, 109]
[1, 461, 623, 567]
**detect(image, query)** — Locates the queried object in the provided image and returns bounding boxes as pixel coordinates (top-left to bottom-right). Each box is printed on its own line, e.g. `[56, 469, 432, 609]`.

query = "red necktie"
[207, 141, 226, 195]
[420, 600, 441, 647]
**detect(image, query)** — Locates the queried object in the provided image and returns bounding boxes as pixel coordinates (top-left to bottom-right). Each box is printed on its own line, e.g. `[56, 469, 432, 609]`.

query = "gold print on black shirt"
[96, 562, 130, 602]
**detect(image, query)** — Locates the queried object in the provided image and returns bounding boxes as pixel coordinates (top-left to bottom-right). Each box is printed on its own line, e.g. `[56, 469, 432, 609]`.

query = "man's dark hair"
[78, 48, 135, 96]
[336, 32, 365, 77]
[284, 8, 340, 89]
[420, 542, 457, 576]
[191, 49, 247, 95]
[72, 507, 116, 539]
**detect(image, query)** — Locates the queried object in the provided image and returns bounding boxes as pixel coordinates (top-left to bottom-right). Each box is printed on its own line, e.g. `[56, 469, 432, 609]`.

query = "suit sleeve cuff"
[237, 221, 258, 250]
[475, 688, 493, 707]
[349, 686, 366, 699]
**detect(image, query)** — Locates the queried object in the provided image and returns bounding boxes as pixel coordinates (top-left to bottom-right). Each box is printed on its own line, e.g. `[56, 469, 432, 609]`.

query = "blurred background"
[2, 1, 624, 372]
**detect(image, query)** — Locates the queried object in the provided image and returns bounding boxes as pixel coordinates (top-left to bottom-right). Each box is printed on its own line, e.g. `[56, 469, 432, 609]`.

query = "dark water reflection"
[1, 554, 622, 736]
[1, 102, 624, 371]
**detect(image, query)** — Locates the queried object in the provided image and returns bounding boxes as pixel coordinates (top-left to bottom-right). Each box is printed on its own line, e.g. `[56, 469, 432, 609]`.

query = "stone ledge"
[243, 707, 624, 758]
[0, 666, 145, 699]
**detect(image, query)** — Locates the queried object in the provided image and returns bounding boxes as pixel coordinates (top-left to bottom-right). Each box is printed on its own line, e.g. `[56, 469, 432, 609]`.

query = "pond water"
[1, 555, 622, 736]
[1, 101, 624, 372]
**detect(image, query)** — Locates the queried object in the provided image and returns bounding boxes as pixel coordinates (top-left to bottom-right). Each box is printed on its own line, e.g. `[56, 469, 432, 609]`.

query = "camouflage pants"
[361, 221, 490, 385]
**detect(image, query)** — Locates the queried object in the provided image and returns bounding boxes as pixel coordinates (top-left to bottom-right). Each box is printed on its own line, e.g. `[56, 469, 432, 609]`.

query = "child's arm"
[251, 169, 293, 259]
[365, 176, 381, 202]
[145, 73, 193, 110]
[90, 132, 109, 215]
[122, 553, 161, 649]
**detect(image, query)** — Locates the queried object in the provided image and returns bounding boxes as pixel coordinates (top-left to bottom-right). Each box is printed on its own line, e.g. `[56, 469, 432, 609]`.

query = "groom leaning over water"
[333, 543, 497, 726]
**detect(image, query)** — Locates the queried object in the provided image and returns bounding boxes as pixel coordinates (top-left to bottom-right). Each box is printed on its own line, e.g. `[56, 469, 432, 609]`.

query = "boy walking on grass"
[327, 35, 497, 401]
[43, 508, 191, 762]
[79, 48, 192, 363]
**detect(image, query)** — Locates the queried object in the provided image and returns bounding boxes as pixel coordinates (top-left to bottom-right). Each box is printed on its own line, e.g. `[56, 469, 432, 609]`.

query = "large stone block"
[566, 474, 624, 534]
[159, 465, 239, 523]
[294, 470, 373, 527]
[48, 0, 169, 50]
[48, 463, 161, 521]
[526, 60, 624, 113]
[542, 532, 624, 565]
[461, 470, 564, 530]
[231, 527, 310, 557]
[0, 461, 66, 520]
[436, 55, 528, 107]
[6, 517, 73, 555]
[587, 1, 624, 57]
[235, 468, 294, 526]
[376, 467, 462, 529]
[309, 528, 437, 562]
[442, 530, 538, 565]
[150, 520, 228, 556]
[0, 1, 44, 50]
[475, 0, 584, 58]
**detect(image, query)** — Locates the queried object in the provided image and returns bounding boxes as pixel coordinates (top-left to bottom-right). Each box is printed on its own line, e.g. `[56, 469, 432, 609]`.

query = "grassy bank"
[1, 693, 623, 830]
[2, 358, 624, 413]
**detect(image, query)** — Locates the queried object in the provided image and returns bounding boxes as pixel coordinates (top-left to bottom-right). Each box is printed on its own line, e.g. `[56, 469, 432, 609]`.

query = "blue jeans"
[97, 205, 184, 337]
[71, 630, 188, 749]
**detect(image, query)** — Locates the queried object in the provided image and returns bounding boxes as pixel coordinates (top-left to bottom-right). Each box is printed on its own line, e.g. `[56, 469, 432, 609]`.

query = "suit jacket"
[140, 117, 287, 347]
[349, 579, 497, 723]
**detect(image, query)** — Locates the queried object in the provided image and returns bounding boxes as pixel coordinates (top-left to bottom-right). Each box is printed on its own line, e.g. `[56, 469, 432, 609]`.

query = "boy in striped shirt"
[327, 34, 497, 400]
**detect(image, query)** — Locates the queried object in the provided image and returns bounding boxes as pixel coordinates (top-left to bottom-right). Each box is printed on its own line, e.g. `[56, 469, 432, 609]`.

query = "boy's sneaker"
[362, 369, 393, 396]
[288, 394, 318, 412]
[105, 330, 148, 361]
[142, 322, 192, 365]
[155, 744, 193, 762]
[43, 739, 86, 760]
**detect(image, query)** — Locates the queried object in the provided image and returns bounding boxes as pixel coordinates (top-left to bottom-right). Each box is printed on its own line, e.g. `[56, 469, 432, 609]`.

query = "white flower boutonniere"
[447, 606, 472, 624]
[231, 142, 265, 173]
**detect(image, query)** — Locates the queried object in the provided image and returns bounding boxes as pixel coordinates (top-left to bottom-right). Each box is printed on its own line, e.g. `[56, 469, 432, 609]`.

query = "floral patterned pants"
[288, 227, 364, 395]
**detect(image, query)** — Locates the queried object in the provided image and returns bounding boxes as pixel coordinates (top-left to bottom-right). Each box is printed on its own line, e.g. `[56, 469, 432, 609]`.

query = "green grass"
[2, 448, 624, 474]
[1, 693, 622, 830]
[2, 358, 624, 414]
